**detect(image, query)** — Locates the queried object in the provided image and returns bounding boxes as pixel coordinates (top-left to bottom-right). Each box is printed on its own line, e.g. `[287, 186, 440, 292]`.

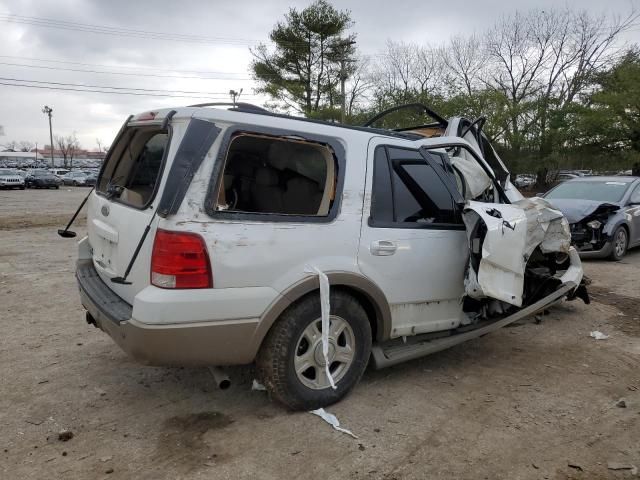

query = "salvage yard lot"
[1, 188, 639, 480]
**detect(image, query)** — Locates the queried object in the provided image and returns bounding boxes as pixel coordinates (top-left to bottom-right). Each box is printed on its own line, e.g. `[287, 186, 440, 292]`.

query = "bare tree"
[96, 138, 109, 153]
[2, 140, 18, 151]
[18, 141, 35, 152]
[440, 34, 487, 98]
[345, 56, 373, 117]
[55, 133, 80, 168]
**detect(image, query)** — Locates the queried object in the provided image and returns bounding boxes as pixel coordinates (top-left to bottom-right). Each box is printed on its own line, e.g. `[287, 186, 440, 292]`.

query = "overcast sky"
[0, 0, 638, 150]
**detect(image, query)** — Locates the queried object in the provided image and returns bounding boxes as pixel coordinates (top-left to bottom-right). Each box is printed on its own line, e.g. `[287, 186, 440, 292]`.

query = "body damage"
[462, 198, 582, 309]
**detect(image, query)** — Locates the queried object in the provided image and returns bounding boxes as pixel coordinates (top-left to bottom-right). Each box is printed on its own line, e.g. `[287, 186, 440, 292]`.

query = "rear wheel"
[256, 290, 371, 411]
[609, 226, 628, 261]
[72, 181, 78, 186]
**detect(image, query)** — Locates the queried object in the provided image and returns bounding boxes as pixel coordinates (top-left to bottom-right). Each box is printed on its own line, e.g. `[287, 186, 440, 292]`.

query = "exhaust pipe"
[208, 367, 231, 390]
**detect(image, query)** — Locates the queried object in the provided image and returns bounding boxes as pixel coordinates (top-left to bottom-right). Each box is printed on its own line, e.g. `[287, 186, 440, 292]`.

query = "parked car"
[0, 168, 26, 189]
[73, 105, 587, 410]
[49, 168, 70, 178]
[25, 170, 62, 189]
[544, 176, 640, 260]
[513, 174, 536, 188]
[62, 171, 90, 186]
[83, 171, 98, 187]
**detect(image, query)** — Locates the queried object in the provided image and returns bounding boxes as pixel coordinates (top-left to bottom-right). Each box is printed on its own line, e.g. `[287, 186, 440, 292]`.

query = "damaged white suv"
[72, 103, 588, 410]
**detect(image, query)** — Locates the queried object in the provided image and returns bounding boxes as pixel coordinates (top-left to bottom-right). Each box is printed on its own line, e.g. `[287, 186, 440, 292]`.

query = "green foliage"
[251, 0, 355, 118]
[574, 50, 640, 152]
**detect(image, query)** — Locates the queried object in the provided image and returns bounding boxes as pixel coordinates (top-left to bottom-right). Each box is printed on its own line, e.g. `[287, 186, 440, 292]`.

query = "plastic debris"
[310, 408, 358, 439]
[589, 331, 609, 340]
[304, 265, 336, 390]
[251, 380, 266, 391]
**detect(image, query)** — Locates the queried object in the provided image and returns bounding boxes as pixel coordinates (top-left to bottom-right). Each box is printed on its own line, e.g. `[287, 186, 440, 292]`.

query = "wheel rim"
[294, 315, 355, 390]
[615, 229, 627, 257]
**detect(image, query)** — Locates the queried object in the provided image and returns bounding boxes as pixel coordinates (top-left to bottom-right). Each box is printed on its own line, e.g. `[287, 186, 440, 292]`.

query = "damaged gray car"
[544, 176, 640, 260]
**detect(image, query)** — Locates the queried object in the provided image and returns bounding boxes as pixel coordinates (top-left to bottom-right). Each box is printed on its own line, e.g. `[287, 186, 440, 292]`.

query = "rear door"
[87, 114, 184, 304]
[357, 139, 468, 338]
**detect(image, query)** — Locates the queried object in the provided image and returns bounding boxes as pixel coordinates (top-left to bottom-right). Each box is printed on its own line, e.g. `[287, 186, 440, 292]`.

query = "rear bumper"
[76, 259, 263, 366]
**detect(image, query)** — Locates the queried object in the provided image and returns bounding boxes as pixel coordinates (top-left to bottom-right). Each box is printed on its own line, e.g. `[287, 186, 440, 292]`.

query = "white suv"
[74, 104, 587, 410]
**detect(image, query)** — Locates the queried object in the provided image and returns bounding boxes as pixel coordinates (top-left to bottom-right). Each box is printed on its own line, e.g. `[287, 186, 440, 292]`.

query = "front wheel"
[257, 290, 372, 411]
[609, 226, 628, 261]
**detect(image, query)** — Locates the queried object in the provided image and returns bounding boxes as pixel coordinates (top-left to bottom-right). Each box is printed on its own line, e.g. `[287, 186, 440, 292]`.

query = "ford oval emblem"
[101, 205, 110, 217]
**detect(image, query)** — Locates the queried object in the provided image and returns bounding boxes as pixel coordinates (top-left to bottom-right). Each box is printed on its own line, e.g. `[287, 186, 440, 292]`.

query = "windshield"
[546, 180, 630, 203]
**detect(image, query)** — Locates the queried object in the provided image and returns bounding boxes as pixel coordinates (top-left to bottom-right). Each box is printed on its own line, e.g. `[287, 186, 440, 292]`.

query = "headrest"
[255, 167, 279, 186]
[268, 141, 292, 170]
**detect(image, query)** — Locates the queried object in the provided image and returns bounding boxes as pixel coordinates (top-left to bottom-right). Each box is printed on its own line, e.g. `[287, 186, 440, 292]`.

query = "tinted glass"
[371, 147, 394, 222]
[630, 184, 640, 204]
[546, 180, 631, 202]
[370, 147, 460, 225]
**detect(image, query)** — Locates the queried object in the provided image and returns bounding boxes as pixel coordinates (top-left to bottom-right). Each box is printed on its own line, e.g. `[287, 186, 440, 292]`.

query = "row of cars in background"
[0, 168, 99, 190]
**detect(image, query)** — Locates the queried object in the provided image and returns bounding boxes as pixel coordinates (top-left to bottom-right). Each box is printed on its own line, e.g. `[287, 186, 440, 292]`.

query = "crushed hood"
[545, 198, 619, 224]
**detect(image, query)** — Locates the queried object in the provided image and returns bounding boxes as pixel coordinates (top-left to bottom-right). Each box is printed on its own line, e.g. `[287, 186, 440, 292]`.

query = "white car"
[73, 104, 588, 410]
[0, 168, 25, 190]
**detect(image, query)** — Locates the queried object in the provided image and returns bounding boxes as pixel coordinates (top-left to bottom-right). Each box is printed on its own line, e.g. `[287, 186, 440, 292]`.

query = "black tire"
[72, 181, 78, 186]
[609, 226, 628, 261]
[55, 185, 59, 189]
[256, 290, 372, 411]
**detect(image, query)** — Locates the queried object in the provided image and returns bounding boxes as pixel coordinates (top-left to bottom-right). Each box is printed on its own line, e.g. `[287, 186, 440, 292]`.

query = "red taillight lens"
[151, 229, 212, 289]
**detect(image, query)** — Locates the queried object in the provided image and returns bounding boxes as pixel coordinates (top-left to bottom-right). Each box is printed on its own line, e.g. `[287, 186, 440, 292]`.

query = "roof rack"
[189, 102, 423, 141]
[188, 102, 269, 113]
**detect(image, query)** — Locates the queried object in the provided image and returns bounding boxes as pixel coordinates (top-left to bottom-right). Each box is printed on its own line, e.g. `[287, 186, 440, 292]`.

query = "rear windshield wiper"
[105, 174, 126, 199]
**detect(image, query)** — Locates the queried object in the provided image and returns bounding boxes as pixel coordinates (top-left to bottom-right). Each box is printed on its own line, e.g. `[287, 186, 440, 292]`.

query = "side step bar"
[371, 282, 576, 369]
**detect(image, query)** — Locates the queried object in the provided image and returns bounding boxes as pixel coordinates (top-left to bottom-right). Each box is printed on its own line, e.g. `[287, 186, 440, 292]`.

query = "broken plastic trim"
[304, 265, 337, 390]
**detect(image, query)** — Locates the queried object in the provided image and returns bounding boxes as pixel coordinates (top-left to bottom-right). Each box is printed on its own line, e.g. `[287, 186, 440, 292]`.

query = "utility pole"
[42, 106, 54, 167]
[229, 89, 243, 107]
[335, 39, 356, 124]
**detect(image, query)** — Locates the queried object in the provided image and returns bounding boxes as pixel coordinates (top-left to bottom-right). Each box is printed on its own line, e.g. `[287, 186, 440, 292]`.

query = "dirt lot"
[1, 188, 639, 479]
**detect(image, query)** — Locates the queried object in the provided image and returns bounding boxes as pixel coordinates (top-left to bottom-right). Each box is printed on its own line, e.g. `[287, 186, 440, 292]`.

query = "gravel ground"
[1, 188, 639, 480]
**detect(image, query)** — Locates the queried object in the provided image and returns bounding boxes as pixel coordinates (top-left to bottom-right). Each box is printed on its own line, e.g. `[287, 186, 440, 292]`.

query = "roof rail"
[187, 102, 269, 113]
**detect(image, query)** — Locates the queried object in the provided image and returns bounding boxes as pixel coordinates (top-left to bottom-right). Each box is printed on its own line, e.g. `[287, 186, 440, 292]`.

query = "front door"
[357, 141, 468, 338]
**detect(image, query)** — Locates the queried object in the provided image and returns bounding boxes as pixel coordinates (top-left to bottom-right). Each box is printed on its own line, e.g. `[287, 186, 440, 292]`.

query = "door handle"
[370, 240, 397, 256]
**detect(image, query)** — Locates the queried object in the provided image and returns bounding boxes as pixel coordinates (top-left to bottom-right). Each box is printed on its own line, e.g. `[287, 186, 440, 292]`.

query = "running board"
[371, 282, 576, 369]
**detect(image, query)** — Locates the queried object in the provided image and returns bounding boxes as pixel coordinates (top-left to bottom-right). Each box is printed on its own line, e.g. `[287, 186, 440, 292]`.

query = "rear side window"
[370, 146, 461, 226]
[212, 133, 336, 216]
[97, 126, 169, 208]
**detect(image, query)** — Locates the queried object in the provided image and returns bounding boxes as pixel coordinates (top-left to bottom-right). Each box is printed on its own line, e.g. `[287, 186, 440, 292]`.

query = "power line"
[0, 14, 338, 49]
[0, 80, 257, 100]
[0, 60, 257, 80]
[0, 76, 257, 96]
[0, 14, 259, 46]
[0, 55, 253, 76]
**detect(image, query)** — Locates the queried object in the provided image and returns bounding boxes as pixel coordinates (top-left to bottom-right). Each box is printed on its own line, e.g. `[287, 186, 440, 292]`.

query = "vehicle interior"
[97, 126, 169, 208]
[215, 133, 336, 216]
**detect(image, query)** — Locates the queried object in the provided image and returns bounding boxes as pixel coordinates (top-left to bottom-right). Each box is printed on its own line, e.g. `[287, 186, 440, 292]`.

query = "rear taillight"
[151, 229, 212, 289]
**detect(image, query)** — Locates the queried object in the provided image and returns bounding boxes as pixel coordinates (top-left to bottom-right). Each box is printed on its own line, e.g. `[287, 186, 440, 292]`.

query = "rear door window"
[371, 146, 462, 226]
[97, 126, 169, 208]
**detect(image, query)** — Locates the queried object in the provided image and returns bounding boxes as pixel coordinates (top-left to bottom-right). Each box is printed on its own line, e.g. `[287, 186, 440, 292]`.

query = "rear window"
[97, 126, 169, 208]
